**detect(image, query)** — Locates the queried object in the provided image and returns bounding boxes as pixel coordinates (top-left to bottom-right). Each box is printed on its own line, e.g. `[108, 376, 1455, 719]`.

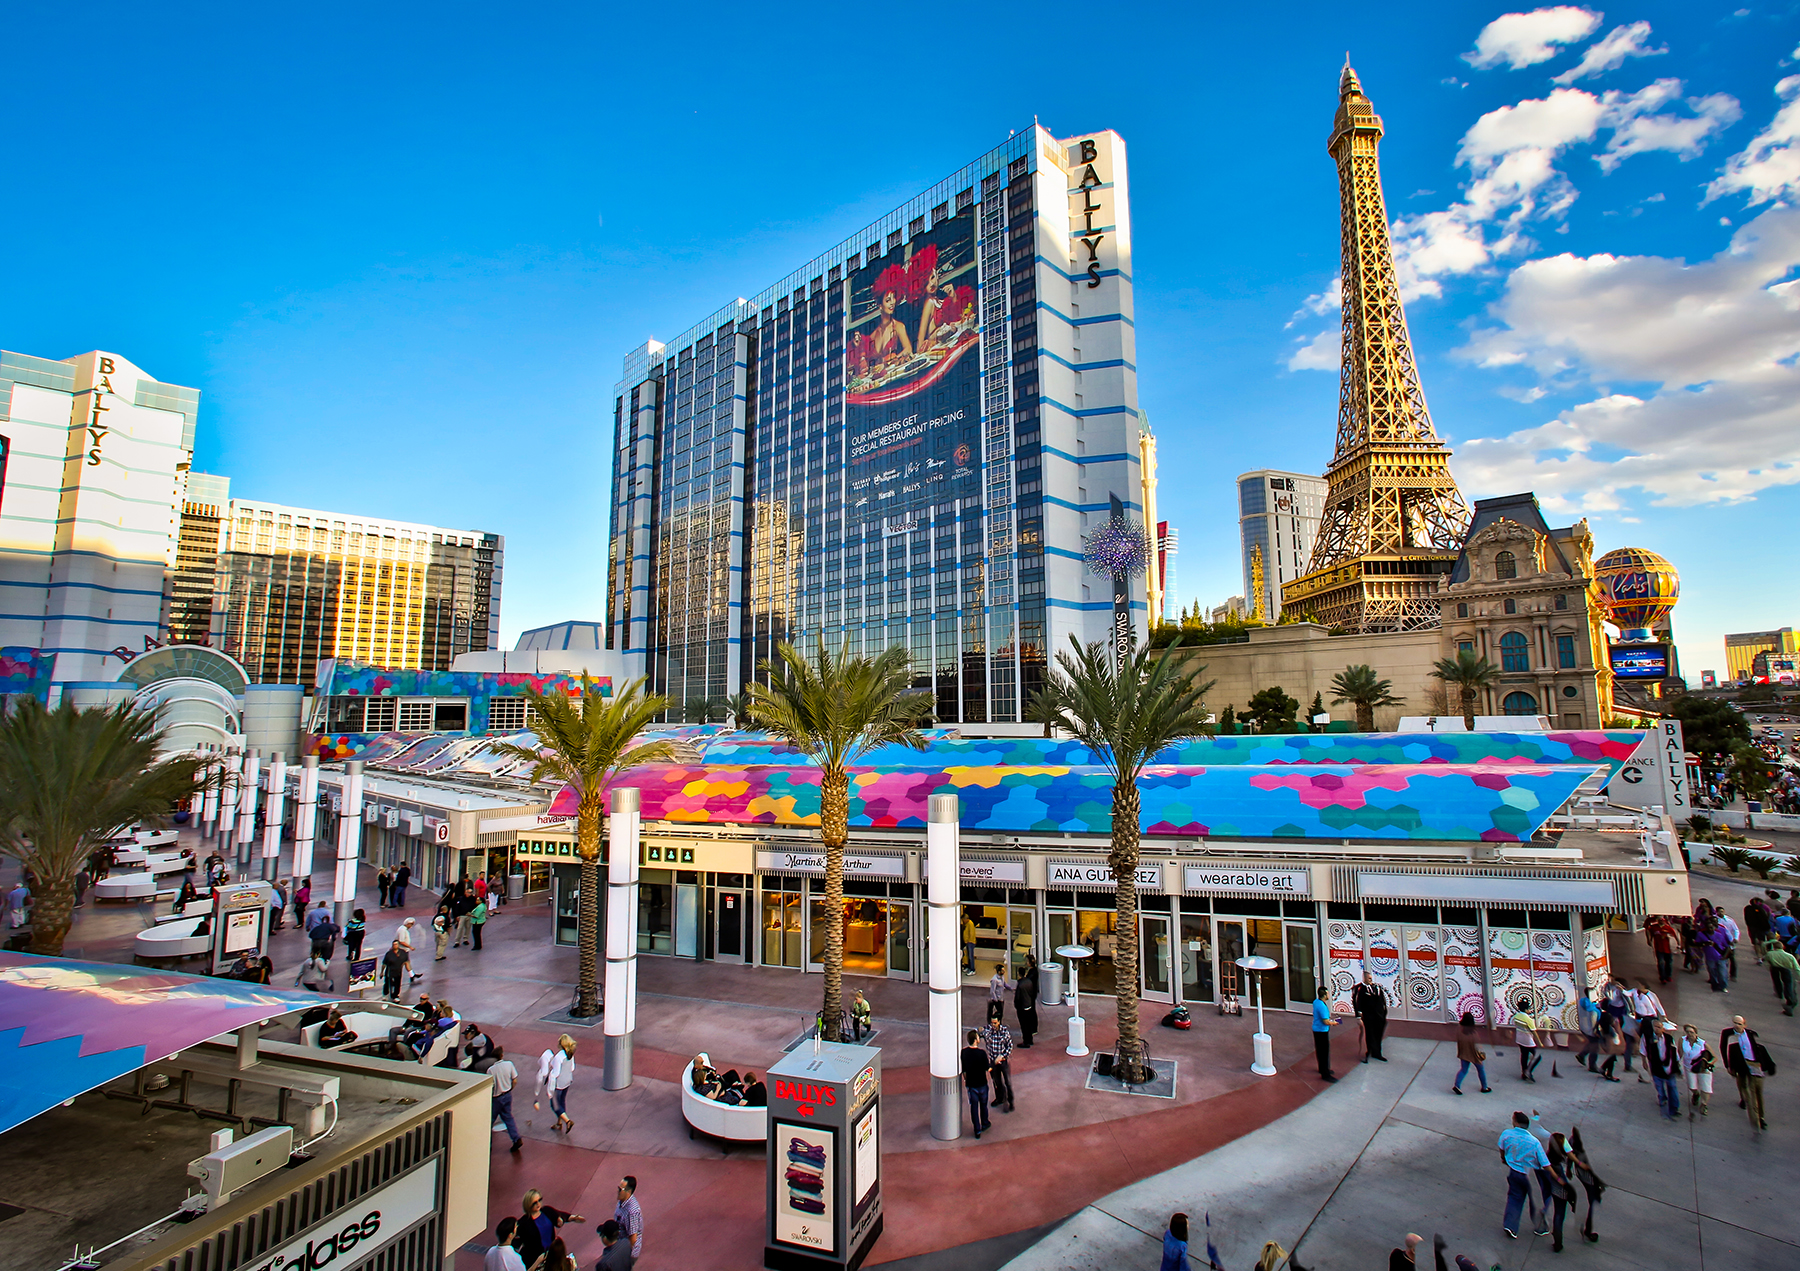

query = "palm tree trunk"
[28, 873, 75, 957]
[1356, 702, 1374, 732]
[1109, 783, 1147, 1084]
[574, 801, 602, 1017]
[1462, 687, 1477, 733]
[820, 767, 849, 1043]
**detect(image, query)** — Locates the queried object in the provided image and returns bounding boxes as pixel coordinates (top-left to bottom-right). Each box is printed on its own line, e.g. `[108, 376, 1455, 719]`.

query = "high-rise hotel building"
[607, 126, 1144, 723]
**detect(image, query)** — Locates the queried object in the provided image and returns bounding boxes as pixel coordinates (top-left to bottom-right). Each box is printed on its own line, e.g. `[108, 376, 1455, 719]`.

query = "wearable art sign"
[1182, 866, 1311, 896]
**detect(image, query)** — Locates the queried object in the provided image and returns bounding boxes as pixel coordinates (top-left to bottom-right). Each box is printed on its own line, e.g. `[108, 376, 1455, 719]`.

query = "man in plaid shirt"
[980, 1005, 1015, 1113]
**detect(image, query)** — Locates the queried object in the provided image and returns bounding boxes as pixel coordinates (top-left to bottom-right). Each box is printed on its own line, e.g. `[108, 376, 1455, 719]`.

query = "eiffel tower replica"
[1282, 61, 1471, 633]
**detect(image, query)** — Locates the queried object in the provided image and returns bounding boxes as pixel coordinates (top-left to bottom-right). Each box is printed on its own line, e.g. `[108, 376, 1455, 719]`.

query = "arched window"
[1503, 691, 1540, 716]
[1499, 630, 1530, 672]
[1494, 550, 1517, 580]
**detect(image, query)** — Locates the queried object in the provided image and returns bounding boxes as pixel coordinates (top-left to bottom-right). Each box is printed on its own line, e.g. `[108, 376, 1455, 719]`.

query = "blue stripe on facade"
[1036, 301, 1136, 330]
[1042, 447, 1134, 466]
[1038, 350, 1134, 374]
[1040, 395, 1141, 422]
[1034, 255, 1129, 286]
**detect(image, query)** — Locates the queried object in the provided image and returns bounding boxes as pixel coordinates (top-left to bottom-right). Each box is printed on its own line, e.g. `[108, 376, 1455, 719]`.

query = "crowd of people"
[483, 1179, 643, 1270]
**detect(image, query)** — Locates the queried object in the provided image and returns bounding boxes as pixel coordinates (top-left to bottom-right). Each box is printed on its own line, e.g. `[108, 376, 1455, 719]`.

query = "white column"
[292, 755, 320, 881]
[927, 792, 961, 1140]
[217, 750, 242, 848]
[261, 753, 286, 881]
[604, 786, 641, 1089]
[200, 745, 221, 840]
[332, 760, 365, 928]
[235, 750, 260, 870]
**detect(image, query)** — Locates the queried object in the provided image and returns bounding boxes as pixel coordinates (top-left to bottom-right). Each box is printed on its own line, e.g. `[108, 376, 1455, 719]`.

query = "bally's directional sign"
[766, 1042, 883, 1271]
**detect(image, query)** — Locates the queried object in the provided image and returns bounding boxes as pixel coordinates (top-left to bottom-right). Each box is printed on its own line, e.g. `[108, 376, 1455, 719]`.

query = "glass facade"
[608, 129, 1142, 722]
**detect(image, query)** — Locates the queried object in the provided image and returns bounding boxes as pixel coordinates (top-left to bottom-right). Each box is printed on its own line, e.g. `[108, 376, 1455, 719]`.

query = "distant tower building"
[167, 471, 229, 646]
[1156, 522, 1178, 623]
[1237, 470, 1325, 621]
[1283, 63, 1472, 631]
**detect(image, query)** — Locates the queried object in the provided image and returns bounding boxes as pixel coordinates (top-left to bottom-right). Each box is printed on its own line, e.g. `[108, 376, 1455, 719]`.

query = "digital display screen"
[1610, 645, 1669, 680]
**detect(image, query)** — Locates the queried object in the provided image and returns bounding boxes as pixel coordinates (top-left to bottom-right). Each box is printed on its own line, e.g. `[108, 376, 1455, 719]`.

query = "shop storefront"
[755, 848, 916, 979]
[1181, 863, 1320, 1014]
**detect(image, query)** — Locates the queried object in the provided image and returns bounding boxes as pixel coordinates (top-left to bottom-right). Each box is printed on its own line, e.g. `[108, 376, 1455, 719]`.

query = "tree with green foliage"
[1666, 695, 1751, 763]
[1039, 638, 1213, 1083]
[748, 642, 932, 1041]
[1245, 686, 1300, 733]
[683, 695, 729, 724]
[1024, 686, 1060, 738]
[722, 691, 757, 729]
[1430, 649, 1502, 732]
[1218, 704, 1236, 733]
[491, 678, 675, 1017]
[1729, 745, 1776, 805]
[1330, 664, 1405, 733]
[0, 699, 210, 957]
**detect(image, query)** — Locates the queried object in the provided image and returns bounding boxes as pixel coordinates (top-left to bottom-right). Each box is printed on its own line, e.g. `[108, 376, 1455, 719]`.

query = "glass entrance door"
[1179, 915, 1214, 1003]
[1217, 920, 1247, 999]
[1247, 918, 1287, 1010]
[887, 902, 913, 979]
[1141, 913, 1173, 1002]
[1007, 908, 1036, 981]
[1284, 923, 1318, 1007]
[715, 890, 745, 964]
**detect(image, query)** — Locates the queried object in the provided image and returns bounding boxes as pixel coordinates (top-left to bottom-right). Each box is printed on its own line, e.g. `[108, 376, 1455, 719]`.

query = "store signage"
[959, 858, 1026, 884]
[423, 815, 449, 844]
[1072, 138, 1105, 288]
[246, 1162, 437, 1271]
[756, 849, 904, 879]
[1182, 866, 1311, 896]
[1049, 860, 1160, 890]
[84, 356, 115, 466]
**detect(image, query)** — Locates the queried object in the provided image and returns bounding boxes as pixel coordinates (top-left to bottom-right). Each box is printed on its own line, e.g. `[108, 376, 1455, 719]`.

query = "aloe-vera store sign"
[248, 1162, 437, 1270]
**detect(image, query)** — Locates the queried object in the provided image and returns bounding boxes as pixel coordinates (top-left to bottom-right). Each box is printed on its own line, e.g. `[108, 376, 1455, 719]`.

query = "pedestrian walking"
[960, 1029, 992, 1138]
[1719, 909, 1741, 981]
[1645, 916, 1676, 984]
[1701, 920, 1731, 993]
[1678, 1023, 1714, 1118]
[535, 1035, 577, 1134]
[452, 881, 476, 946]
[292, 879, 310, 929]
[851, 989, 872, 1042]
[1599, 979, 1633, 1071]
[988, 963, 1008, 1022]
[1497, 1110, 1554, 1241]
[961, 908, 976, 974]
[612, 1176, 643, 1264]
[1353, 970, 1390, 1062]
[1628, 980, 1663, 1051]
[1311, 985, 1337, 1081]
[294, 952, 333, 992]
[380, 940, 407, 1000]
[3, 880, 25, 928]
[597, 1220, 633, 1270]
[1563, 1126, 1604, 1243]
[269, 880, 286, 932]
[484, 1218, 525, 1271]
[1452, 1010, 1491, 1094]
[309, 909, 339, 961]
[396, 916, 423, 982]
[1595, 1014, 1626, 1082]
[980, 1003, 1015, 1113]
[1015, 953, 1039, 1049]
[1574, 990, 1602, 1071]
[1511, 1006, 1543, 1082]
[433, 911, 450, 961]
[516, 1191, 583, 1271]
[1543, 1133, 1579, 1252]
[471, 895, 488, 950]
[1645, 1021, 1682, 1120]
[377, 867, 392, 909]
[1159, 1213, 1189, 1271]
[392, 861, 411, 908]
[1719, 1015, 1775, 1132]
[344, 908, 367, 962]
[489, 1045, 522, 1152]
[1388, 1232, 1423, 1270]
[1763, 937, 1799, 1014]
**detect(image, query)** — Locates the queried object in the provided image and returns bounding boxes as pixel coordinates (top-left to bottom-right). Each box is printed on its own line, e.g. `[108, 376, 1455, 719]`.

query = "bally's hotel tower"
[607, 127, 1143, 723]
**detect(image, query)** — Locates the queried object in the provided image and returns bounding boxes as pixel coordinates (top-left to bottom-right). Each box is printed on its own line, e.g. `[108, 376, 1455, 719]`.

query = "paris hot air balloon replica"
[1594, 547, 1680, 642]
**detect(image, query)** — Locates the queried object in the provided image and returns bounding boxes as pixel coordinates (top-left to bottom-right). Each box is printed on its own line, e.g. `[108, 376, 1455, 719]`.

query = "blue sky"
[3, 2, 1797, 677]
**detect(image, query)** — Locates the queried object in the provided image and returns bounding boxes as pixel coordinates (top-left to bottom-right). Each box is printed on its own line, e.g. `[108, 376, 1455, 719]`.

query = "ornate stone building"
[1440, 494, 1612, 728]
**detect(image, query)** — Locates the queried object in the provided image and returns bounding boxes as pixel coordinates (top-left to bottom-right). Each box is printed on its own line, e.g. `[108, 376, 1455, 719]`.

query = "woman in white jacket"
[536, 1034, 577, 1134]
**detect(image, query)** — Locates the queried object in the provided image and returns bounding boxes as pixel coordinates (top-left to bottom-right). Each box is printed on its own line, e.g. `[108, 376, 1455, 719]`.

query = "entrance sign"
[1048, 859, 1160, 890]
[1182, 866, 1311, 896]
[757, 849, 904, 880]
[766, 1042, 883, 1270]
[958, 858, 1025, 885]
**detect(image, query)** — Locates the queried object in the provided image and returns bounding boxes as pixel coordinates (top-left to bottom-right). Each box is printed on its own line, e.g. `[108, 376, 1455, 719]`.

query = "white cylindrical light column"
[217, 750, 242, 848]
[332, 761, 365, 928]
[927, 792, 961, 1140]
[235, 750, 260, 870]
[200, 745, 221, 840]
[292, 754, 320, 882]
[260, 753, 286, 881]
[603, 785, 641, 1090]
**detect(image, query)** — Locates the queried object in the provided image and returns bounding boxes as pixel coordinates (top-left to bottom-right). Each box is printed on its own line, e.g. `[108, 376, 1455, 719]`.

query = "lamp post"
[1237, 954, 1279, 1076]
[926, 793, 961, 1140]
[1055, 943, 1094, 1057]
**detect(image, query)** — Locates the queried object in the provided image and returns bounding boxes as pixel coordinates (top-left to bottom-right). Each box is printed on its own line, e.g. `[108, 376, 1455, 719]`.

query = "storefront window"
[554, 870, 581, 947]
[1077, 907, 1119, 985]
[762, 888, 803, 967]
[639, 869, 672, 955]
[1180, 915, 1214, 1003]
[843, 896, 888, 976]
[526, 861, 551, 894]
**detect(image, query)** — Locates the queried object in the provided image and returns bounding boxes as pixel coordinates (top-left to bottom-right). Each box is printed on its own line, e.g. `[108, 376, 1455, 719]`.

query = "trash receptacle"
[508, 872, 525, 901]
[1040, 961, 1063, 1007]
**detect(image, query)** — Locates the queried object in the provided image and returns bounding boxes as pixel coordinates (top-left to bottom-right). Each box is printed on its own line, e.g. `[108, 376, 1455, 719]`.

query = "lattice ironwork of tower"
[1282, 62, 1471, 634]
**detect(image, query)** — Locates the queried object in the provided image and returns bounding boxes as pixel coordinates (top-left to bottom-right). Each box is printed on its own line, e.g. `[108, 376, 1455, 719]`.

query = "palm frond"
[747, 641, 931, 772]
[1043, 636, 1215, 783]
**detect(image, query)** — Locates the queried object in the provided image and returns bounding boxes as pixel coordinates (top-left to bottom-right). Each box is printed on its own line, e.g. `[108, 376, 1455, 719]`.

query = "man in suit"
[1353, 971, 1390, 1062]
[1719, 1016, 1776, 1131]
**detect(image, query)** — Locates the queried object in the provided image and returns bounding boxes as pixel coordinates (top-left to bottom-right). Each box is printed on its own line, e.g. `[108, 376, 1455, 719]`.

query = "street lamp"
[1236, 954, 1279, 1076]
[1056, 943, 1094, 1057]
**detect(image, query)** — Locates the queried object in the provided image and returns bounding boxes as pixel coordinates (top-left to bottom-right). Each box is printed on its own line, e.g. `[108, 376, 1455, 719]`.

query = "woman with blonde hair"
[535, 1034, 578, 1134]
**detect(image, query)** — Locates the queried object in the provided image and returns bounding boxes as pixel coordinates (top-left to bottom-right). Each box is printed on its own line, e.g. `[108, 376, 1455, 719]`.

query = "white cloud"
[1465, 7, 1603, 71]
[1706, 74, 1800, 205]
[1286, 329, 1339, 371]
[1552, 20, 1666, 83]
[1458, 87, 1607, 161]
[1454, 207, 1800, 510]
[1598, 81, 1740, 171]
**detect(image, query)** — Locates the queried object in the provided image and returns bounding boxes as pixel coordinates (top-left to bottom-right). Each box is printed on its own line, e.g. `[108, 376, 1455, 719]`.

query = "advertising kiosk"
[208, 881, 275, 975]
[764, 1041, 882, 1271]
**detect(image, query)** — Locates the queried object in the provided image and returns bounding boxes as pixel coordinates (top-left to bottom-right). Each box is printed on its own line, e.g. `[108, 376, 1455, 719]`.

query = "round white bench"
[134, 829, 181, 848]
[134, 918, 210, 958]
[94, 872, 164, 901]
[153, 897, 213, 924]
[680, 1061, 767, 1143]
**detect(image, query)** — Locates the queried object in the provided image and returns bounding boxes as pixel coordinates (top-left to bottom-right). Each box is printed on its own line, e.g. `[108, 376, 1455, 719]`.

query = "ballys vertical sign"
[83, 355, 117, 466]
[1071, 138, 1105, 289]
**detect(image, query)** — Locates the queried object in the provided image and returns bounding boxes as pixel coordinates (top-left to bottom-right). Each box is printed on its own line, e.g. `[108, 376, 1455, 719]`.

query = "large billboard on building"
[1610, 644, 1669, 680]
[844, 208, 981, 536]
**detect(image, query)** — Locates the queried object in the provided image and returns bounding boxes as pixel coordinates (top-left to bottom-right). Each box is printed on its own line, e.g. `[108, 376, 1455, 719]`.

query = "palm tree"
[489, 677, 674, 1017]
[748, 641, 932, 1041]
[1329, 664, 1404, 733]
[1430, 649, 1502, 732]
[1039, 637, 1213, 1084]
[1023, 686, 1060, 738]
[722, 691, 758, 730]
[683, 694, 729, 724]
[0, 698, 208, 956]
